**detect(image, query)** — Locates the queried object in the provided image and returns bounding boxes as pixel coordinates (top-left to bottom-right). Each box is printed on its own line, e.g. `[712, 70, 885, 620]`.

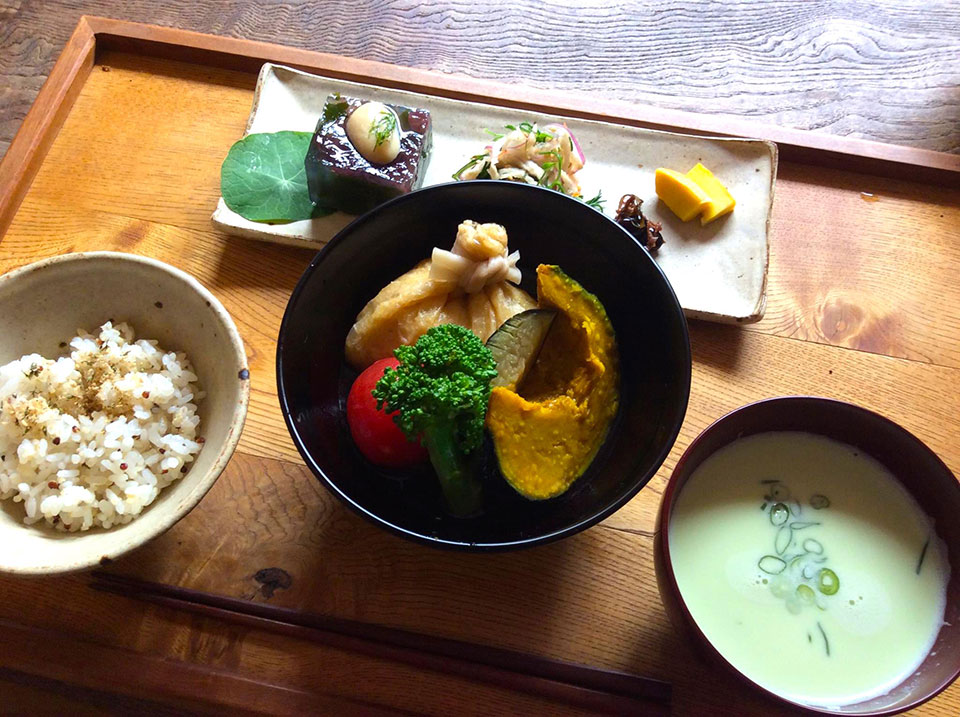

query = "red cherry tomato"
[346, 357, 428, 467]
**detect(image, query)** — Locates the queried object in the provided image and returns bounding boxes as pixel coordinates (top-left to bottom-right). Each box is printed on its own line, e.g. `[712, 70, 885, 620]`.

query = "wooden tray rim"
[1, 15, 958, 241]
[0, 17, 958, 712]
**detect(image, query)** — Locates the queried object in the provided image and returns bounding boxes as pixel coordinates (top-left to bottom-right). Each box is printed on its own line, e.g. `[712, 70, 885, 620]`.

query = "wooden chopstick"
[90, 571, 670, 715]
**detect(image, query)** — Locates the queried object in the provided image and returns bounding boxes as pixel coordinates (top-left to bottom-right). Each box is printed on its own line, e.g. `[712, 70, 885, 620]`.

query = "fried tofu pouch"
[345, 221, 536, 370]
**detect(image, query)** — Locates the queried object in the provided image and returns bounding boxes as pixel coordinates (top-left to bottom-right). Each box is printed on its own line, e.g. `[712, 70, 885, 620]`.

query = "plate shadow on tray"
[97, 50, 258, 92]
[687, 320, 746, 373]
[208, 235, 314, 292]
[776, 162, 960, 207]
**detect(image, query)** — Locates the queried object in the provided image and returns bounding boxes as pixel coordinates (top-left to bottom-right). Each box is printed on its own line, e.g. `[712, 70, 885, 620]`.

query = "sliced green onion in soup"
[759, 555, 787, 574]
[770, 502, 790, 526]
[796, 583, 816, 605]
[810, 494, 830, 509]
[775, 525, 793, 555]
[818, 568, 840, 595]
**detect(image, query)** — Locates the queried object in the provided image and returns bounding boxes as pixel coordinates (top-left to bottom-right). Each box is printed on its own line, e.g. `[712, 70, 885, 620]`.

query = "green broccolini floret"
[372, 324, 497, 515]
[374, 324, 496, 451]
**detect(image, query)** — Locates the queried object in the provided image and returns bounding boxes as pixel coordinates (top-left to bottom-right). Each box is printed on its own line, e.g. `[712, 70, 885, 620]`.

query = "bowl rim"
[0, 251, 250, 575]
[657, 395, 960, 715]
[277, 180, 692, 551]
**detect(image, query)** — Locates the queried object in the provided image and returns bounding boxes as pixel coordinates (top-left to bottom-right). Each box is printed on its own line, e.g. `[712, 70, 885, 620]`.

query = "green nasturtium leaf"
[220, 131, 331, 223]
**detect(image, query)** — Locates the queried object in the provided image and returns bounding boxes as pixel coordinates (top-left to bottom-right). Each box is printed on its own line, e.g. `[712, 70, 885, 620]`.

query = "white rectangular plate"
[212, 63, 777, 323]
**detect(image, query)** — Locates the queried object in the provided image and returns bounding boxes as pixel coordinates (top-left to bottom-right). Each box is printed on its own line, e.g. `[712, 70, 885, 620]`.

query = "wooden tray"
[0, 17, 958, 716]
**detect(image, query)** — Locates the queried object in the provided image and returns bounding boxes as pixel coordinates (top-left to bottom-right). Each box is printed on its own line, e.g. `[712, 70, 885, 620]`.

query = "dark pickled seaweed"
[615, 194, 664, 252]
[305, 95, 432, 215]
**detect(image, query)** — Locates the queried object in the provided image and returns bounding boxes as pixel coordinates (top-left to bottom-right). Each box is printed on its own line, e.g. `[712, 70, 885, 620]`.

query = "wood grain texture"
[1, 0, 959, 163]
[73, 18, 959, 183]
[0, 677, 116, 716]
[0, 598, 595, 716]
[0, 41, 960, 717]
[0, 15, 93, 237]
[754, 163, 960, 367]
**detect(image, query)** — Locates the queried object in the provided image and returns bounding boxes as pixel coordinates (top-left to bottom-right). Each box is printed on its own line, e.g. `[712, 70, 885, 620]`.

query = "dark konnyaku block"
[305, 94, 432, 215]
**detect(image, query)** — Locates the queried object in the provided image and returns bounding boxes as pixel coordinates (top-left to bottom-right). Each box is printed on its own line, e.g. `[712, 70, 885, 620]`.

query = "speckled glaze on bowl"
[0, 252, 249, 575]
[654, 397, 960, 715]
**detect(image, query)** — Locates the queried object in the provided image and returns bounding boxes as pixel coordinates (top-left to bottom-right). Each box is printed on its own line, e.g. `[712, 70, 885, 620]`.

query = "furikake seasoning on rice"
[0, 322, 204, 531]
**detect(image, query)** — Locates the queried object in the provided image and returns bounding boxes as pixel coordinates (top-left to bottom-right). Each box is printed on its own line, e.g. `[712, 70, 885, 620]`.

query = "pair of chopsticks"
[90, 571, 671, 714]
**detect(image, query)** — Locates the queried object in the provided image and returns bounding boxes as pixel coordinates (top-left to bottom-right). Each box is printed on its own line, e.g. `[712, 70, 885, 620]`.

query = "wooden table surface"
[2, 0, 960, 163]
[0, 8, 959, 717]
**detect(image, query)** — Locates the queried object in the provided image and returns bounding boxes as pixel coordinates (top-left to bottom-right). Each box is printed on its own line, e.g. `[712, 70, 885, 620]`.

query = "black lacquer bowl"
[277, 181, 691, 550]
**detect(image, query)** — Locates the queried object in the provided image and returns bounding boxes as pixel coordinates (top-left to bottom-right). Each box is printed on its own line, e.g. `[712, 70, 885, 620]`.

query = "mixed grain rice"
[0, 322, 203, 531]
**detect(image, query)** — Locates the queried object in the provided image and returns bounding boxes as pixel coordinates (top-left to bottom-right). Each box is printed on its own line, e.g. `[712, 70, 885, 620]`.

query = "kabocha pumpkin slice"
[486, 265, 620, 500]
